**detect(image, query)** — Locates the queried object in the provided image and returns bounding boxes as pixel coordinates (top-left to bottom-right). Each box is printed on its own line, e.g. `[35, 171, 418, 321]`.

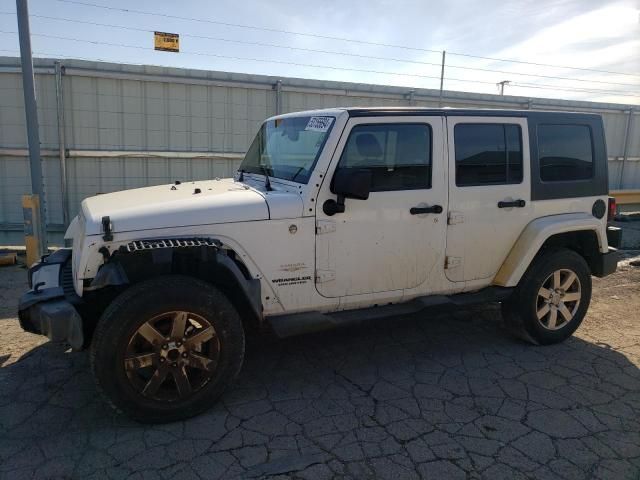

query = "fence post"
[619, 108, 634, 189]
[407, 89, 415, 106]
[54, 61, 69, 227]
[274, 80, 283, 115]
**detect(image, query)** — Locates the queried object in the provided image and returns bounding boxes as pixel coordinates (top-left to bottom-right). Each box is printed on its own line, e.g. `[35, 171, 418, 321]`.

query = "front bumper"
[18, 249, 84, 350]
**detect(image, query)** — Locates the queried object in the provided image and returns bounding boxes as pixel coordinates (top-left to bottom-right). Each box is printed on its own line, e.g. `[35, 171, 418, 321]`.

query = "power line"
[441, 61, 638, 87]
[447, 51, 640, 79]
[8, 12, 640, 88]
[1, 29, 638, 99]
[0, 29, 473, 84]
[509, 82, 640, 97]
[53, 0, 443, 54]
[52, 0, 640, 78]
[0, 47, 113, 63]
[1, 13, 447, 66]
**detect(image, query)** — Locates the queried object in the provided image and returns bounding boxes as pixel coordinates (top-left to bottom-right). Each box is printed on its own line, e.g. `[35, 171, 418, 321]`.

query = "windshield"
[239, 115, 335, 183]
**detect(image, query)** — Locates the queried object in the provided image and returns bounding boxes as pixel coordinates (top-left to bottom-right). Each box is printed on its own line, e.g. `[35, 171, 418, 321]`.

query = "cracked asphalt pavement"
[1, 254, 639, 479]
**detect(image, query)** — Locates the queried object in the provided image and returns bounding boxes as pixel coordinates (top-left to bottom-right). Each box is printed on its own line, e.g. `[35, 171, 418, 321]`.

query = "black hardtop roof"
[345, 107, 600, 118]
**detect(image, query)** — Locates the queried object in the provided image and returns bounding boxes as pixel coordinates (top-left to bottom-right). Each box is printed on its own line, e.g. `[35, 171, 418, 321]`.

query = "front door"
[315, 116, 448, 298]
[445, 116, 533, 282]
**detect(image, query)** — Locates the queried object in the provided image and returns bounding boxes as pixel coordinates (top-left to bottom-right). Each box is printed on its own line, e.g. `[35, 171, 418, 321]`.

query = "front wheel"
[502, 248, 592, 345]
[90, 275, 245, 423]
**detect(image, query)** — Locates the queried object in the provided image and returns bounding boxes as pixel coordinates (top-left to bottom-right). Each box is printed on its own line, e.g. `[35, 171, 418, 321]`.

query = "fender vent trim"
[121, 237, 222, 253]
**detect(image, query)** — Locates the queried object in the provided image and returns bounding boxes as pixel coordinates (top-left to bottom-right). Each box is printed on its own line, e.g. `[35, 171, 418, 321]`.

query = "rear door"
[445, 116, 533, 282]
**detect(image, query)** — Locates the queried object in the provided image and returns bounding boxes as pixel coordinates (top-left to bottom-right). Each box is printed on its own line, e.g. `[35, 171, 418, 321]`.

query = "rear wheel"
[90, 275, 245, 423]
[502, 248, 592, 345]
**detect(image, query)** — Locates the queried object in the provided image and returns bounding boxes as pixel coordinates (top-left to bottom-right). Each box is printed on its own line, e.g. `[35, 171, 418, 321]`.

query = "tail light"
[607, 197, 617, 222]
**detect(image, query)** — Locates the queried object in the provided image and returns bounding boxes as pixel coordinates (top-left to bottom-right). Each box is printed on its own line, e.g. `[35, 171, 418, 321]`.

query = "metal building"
[0, 56, 638, 245]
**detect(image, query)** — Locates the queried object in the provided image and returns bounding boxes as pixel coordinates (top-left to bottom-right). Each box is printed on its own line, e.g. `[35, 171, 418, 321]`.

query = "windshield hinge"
[445, 256, 462, 269]
[448, 211, 464, 225]
[316, 220, 336, 235]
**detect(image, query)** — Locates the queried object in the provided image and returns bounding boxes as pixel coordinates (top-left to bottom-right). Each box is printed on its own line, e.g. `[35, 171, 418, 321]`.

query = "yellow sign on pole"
[154, 32, 179, 52]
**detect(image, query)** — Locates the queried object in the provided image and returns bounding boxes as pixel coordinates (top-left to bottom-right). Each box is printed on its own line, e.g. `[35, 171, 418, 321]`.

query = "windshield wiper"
[259, 164, 273, 191]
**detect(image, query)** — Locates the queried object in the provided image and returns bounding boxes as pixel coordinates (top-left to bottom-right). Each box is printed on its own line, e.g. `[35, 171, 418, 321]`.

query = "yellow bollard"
[22, 194, 44, 267]
[0, 252, 17, 266]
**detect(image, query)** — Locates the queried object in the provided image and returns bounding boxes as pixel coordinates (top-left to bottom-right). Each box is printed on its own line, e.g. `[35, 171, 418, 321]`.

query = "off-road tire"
[90, 275, 245, 423]
[501, 248, 592, 345]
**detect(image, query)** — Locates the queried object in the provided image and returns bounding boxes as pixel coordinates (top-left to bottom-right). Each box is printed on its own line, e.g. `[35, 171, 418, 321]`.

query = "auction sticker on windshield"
[305, 116, 334, 132]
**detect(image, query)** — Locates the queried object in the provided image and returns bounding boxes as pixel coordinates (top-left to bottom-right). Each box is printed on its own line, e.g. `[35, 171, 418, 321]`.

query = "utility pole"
[497, 80, 511, 96]
[17, 0, 47, 258]
[438, 50, 446, 107]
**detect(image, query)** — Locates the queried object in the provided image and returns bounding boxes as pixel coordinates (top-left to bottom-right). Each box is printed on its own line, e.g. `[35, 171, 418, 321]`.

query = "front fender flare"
[89, 238, 262, 322]
[493, 213, 607, 287]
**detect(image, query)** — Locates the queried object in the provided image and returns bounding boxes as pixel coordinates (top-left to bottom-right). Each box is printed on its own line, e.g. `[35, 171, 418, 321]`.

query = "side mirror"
[323, 168, 372, 216]
[331, 168, 372, 200]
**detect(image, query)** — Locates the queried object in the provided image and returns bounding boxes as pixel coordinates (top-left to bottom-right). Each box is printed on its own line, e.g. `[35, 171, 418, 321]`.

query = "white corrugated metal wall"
[1, 56, 638, 245]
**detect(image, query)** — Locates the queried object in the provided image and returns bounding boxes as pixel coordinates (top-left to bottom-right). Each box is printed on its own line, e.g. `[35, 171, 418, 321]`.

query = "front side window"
[454, 123, 523, 187]
[240, 115, 335, 183]
[538, 124, 593, 182]
[338, 123, 432, 191]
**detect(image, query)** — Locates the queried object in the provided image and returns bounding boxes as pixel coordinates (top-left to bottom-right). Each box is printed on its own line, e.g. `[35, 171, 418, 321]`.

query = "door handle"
[410, 205, 443, 215]
[498, 199, 526, 208]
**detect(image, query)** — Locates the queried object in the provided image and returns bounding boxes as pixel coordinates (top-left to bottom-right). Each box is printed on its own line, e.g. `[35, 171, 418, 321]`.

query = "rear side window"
[338, 123, 432, 191]
[538, 124, 593, 182]
[454, 124, 523, 187]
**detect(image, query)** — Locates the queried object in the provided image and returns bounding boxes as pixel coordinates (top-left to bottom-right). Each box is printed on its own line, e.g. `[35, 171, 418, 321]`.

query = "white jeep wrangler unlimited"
[19, 107, 620, 422]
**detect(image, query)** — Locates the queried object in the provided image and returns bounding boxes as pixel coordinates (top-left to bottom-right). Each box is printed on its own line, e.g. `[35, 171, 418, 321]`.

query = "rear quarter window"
[538, 124, 593, 182]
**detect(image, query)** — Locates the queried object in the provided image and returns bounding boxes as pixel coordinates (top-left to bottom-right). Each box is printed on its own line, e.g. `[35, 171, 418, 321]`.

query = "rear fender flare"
[493, 213, 607, 287]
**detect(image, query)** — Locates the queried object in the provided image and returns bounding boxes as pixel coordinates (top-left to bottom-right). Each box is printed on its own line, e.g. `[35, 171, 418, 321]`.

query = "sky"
[1, 0, 639, 105]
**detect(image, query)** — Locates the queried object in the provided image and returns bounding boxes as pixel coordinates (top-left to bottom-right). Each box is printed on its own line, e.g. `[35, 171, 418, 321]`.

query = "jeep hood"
[80, 178, 296, 236]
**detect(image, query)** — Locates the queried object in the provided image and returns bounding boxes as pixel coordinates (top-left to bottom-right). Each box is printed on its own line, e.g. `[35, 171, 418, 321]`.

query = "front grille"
[61, 261, 75, 297]
[121, 238, 221, 253]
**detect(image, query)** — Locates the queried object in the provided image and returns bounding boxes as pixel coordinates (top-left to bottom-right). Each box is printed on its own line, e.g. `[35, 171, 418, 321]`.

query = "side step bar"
[266, 286, 513, 338]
